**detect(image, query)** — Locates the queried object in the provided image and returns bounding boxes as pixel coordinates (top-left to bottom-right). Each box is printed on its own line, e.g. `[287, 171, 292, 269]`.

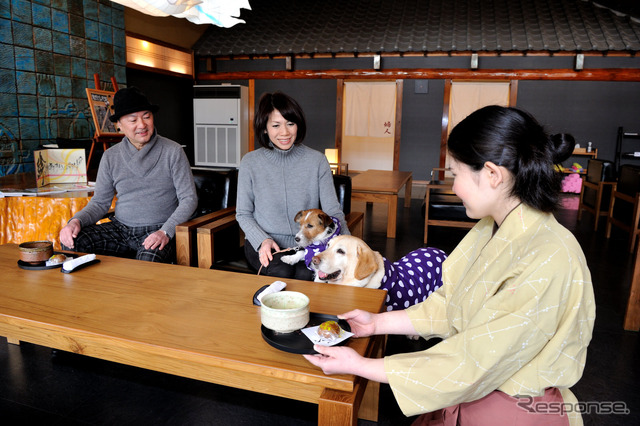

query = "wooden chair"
[606, 164, 640, 253]
[577, 159, 616, 231]
[423, 168, 476, 245]
[195, 174, 365, 270]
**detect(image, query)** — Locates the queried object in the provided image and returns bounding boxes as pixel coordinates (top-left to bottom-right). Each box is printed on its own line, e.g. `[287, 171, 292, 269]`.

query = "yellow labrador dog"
[311, 235, 446, 311]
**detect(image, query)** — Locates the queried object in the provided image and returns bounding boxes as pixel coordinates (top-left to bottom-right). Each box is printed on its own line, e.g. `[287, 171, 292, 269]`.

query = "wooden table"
[351, 169, 412, 238]
[0, 244, 387, 425]
[0, 173, 95, 249]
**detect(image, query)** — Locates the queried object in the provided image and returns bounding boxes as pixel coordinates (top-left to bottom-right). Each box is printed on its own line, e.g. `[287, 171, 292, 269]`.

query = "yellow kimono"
[385, 203, 595, 425]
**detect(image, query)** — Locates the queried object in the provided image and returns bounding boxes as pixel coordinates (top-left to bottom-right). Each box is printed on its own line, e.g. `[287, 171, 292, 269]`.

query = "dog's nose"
[295, 236, 300, 243]
[312, 255, 320, 265]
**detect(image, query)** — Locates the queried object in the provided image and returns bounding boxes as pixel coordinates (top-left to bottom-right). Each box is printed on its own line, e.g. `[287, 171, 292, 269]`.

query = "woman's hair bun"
[550, 133, 576, 164]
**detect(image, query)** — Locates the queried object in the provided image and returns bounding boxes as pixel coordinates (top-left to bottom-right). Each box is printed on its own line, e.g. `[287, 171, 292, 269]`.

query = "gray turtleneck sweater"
[71, 132, 197, 238]
[236, 143, 349, 250]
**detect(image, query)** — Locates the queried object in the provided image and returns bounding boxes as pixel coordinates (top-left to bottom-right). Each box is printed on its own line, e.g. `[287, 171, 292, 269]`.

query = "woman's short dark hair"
[447, 105, 574, 212]
[254, 91, 307, 149]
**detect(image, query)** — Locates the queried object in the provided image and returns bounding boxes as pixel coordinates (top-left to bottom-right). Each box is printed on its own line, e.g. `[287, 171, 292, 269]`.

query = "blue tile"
[38, 94, 54, 116]
[86, 59, 100, 78]
[33, 0, 51, 7]
[85, 39, 99, 60]
[18, 94, 38, 117]
[113, 45, 125, 65]
[51, 0, 67, 12]
[113, 27, 125, 47]
[99, 22, 112, 44]
[14, 46, 35, 71]
[69, 15, 83, 37]
[0, 69, 16, 93]
[12, 21, 33, 48]
[16, 70, 36, 94]
[111, 5, 125, 29]
[11, 0, 32, 25]
[0, 2, 11, 19]
[52, 31, 69, 55]
[33, 27, 52, 50]
[36, 73, 55, 96]
[51, 9, 68, 33]
[99, 41, 113, 62]
[34, 50, 53, 73]
[0, 93, 18, 116]
[32, 3, 51, 28]
[98, 2, 111, 25]
[68, 0, 83, 17]
[19, 117, 40, 139]
[0, 18, 12, 44]
[55, 75, 71, 97]
[70, 76, 86, 97]
[45, 117, 57, 139]
[71, 57, 85, 78]
[39, 117, 53, 139]
[84, 18, 97, 41]
[100, 61, 113, 80]
[0, 42, 14, 69]
[82, 0, 97, 21]
[53, 53, 69, 75]
[70, 35, 86, 57]
[114, 65, 126, 85]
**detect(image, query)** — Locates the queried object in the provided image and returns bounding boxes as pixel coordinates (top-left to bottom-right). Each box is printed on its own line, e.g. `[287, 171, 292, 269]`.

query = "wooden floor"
[0, 194, 638, 425]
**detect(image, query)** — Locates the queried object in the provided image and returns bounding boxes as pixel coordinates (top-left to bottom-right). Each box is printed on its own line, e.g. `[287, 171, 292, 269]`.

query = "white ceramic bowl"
[260, 291, 310, 333]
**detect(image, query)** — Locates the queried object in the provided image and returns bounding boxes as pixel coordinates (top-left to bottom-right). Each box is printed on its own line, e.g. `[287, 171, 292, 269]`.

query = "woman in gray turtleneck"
[236, 92, 349, 280]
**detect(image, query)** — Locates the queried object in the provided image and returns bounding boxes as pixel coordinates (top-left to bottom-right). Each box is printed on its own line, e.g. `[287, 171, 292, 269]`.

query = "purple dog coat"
[303, 217, 341, 269]
[380, 247, 447, 311]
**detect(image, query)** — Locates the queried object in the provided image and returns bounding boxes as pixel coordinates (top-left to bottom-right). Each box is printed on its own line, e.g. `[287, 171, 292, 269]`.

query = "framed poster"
[86, 88, 122, 137]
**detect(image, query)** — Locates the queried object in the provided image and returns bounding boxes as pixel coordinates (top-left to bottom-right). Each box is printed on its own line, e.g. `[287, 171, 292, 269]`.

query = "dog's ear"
[294, 210, 305, 224]
[318, 211, 333, 227]
[354, 244, 378, 280]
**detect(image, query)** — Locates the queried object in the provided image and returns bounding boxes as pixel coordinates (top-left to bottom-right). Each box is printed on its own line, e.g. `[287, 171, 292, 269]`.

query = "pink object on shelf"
[561, 173, 582, 193]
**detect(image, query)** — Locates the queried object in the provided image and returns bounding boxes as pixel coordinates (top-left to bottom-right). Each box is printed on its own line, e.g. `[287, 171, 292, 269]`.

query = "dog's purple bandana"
[303, 216, 341, 269]
[380, 247, 447, 311]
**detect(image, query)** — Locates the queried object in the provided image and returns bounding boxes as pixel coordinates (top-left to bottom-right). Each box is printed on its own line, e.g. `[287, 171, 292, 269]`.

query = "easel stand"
[86, 74, 121, 171]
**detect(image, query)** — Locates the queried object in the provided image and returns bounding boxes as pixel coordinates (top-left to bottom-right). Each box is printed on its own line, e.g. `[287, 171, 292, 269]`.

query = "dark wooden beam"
[197, 68, 640, 82]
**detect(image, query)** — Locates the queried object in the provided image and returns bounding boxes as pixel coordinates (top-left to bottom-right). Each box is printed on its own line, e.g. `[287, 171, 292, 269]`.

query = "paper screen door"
[341, 81, 397, 171]
[443, 81, 511, 171]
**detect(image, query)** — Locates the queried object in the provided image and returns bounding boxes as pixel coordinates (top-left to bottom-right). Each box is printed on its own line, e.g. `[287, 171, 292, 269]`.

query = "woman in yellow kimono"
[304, 106, 596, 425]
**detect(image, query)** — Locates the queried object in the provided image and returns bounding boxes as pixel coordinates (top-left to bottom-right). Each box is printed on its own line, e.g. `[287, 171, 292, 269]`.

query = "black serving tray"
[17, 252, 78, 270]
[261, 313, 351, 355]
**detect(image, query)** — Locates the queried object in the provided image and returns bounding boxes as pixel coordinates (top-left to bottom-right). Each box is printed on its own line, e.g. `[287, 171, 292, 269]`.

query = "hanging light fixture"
[110, 0, 251, 27]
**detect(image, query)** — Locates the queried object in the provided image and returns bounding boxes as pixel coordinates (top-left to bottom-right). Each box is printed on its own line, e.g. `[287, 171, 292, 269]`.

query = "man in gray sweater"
[59, 87, 197, 263]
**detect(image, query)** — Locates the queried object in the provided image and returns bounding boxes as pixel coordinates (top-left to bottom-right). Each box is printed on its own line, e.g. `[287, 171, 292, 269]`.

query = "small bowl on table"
[18, 241, 54, 264]
[260, 291, 310, 333]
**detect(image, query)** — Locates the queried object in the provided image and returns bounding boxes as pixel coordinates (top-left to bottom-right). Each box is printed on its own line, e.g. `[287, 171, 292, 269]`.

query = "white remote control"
[62, 254, 97, 272]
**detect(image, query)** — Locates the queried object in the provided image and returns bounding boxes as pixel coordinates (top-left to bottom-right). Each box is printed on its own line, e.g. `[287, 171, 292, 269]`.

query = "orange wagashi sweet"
[317, 320, 341, 340]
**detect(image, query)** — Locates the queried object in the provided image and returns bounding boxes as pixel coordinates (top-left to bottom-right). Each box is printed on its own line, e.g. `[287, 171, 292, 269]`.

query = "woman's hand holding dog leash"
[258, 239, 280, 267]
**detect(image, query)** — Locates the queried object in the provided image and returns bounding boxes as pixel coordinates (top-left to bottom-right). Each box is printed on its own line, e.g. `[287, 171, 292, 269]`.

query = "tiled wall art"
[0, 0, 126, 176]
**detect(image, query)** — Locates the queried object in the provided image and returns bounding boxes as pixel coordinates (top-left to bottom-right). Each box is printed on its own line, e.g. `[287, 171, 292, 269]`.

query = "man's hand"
[143, 230, 169, 250]
[59, 219, 82, 248]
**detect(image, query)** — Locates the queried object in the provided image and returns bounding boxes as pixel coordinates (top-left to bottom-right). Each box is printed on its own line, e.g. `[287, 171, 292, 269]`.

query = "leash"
[257, 247, 293, 275]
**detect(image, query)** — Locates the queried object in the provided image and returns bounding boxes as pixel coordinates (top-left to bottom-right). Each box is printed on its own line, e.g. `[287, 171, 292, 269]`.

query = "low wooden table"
[0, 244, 387, 425]
[351, 169, 412, 238]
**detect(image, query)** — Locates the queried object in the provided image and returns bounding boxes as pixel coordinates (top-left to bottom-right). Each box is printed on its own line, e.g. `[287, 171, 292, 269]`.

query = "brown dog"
[310, 235, 385, 288]
[281, 209, 341, 266]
